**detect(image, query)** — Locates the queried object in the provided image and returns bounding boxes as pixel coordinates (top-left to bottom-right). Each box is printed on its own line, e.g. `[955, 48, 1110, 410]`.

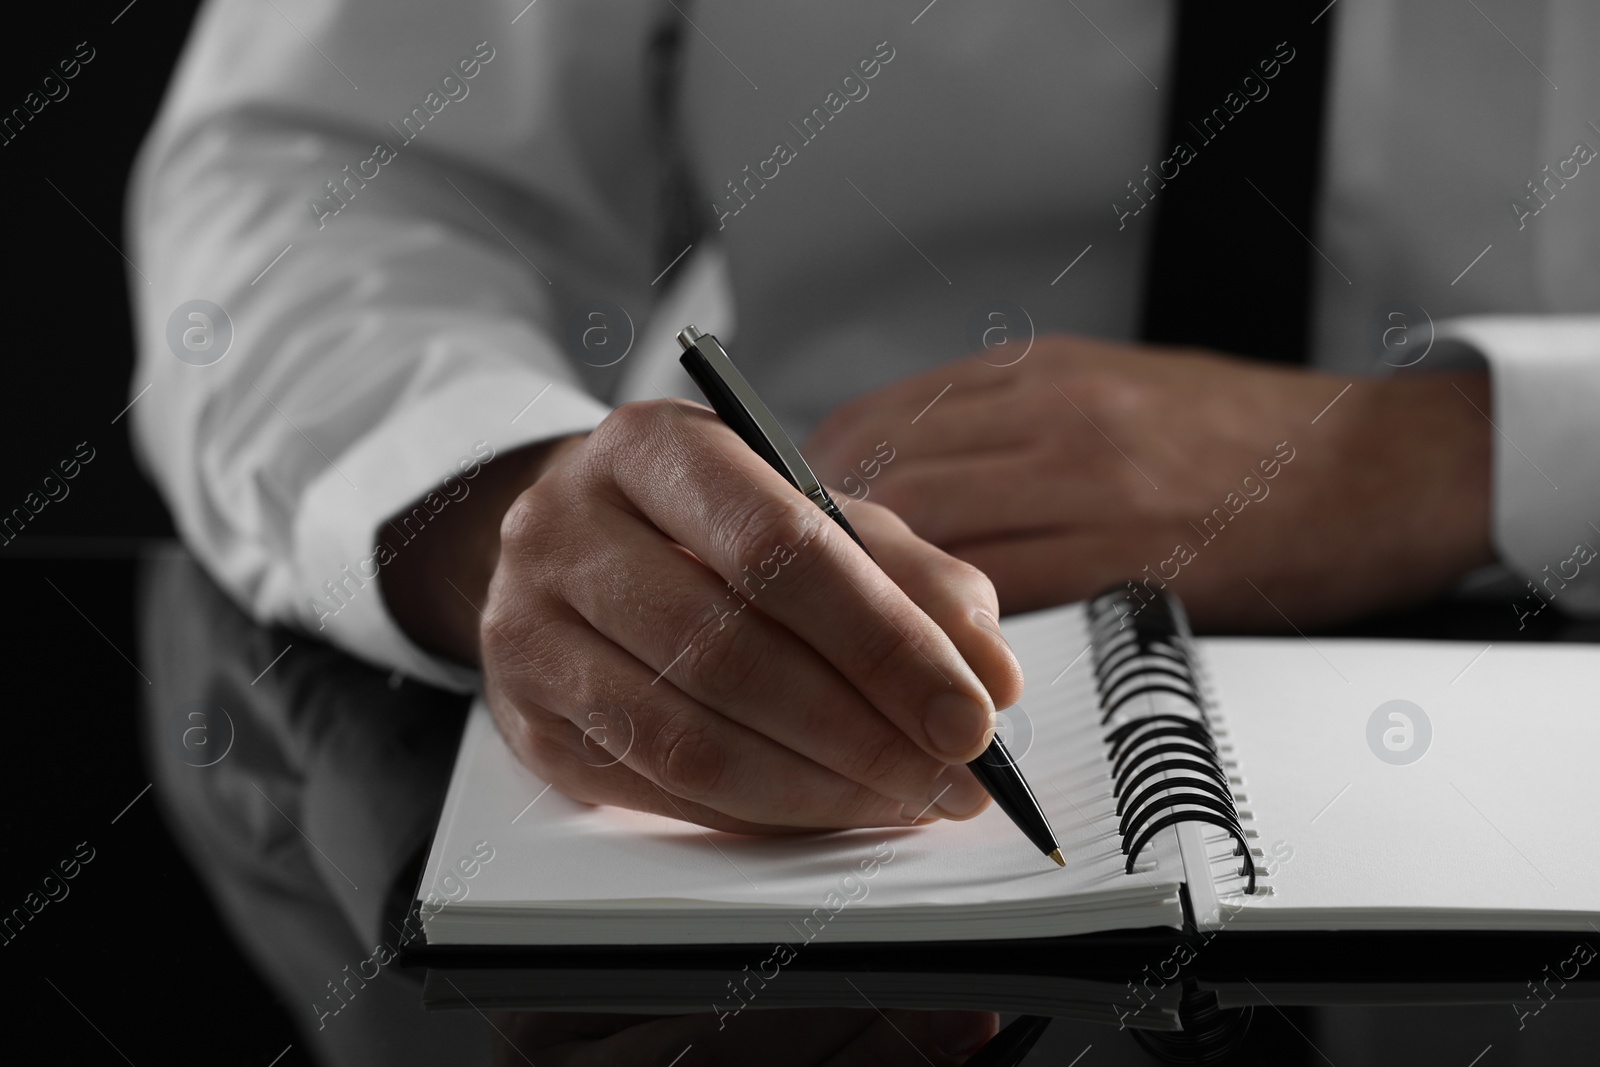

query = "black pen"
[676, 325, 1064, 869]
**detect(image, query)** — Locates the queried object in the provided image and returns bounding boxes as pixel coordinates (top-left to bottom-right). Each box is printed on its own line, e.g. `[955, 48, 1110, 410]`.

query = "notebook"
[419, 591, 1600, 946]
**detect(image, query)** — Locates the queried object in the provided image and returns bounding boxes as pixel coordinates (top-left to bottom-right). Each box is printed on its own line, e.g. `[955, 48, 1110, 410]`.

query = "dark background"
[2, 0, 188, 553]
[3, 2, 307, 1064]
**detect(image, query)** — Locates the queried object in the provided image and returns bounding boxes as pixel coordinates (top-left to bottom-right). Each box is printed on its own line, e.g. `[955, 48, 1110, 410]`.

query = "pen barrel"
[676, 325, 1055, 863]
[678, 350, 796, 489]
[815, 494, 872, 558]
[967, 735, 1058, 858]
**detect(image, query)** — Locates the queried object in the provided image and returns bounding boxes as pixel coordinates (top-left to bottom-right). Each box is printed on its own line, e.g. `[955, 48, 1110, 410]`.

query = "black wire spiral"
[1087, 588, 1256, 894]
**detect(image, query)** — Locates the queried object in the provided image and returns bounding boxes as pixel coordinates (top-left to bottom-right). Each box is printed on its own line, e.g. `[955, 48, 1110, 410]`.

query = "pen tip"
[1049, 848, 1065, 868]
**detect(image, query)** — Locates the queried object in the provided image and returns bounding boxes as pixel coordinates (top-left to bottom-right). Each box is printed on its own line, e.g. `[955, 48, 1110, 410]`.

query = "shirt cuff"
[1431, 315, 1600, 617]
[292, 370, 612, 691]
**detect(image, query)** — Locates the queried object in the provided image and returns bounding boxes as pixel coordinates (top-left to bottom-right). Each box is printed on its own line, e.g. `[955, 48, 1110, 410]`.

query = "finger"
[806, 337, 1116, 466]
[848, 503, 1024, 715]
[946, 529, 1155, 615]
[811, 365, 1153, 494]
[879, 366, 1160, 469]
[597, 400, 1000, 766]
[808, 388, 1032, 480]
[818, 352, 1020, 434]
[490, 702, 814, 835]
[546, 499, 986, 819]
[867, 451, 1127, 545]
[485, 608, 935, 830]
[500, 700, 932, 835]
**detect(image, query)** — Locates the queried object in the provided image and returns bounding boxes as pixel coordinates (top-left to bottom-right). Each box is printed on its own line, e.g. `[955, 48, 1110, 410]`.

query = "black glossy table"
[8, 546, 1596, 1066]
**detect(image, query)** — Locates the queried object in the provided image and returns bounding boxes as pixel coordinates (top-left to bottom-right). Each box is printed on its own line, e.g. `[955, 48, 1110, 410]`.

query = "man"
[129, 0, 1600, 833]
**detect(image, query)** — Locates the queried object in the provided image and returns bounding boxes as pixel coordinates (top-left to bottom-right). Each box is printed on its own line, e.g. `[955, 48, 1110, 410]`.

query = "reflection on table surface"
[138, 550, 1599, 1065]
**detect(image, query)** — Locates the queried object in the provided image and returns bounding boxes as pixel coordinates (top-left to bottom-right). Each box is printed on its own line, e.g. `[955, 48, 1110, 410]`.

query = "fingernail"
[930, 763, 989, 819]
[924, 690, 989, 761]
[930, 1011, 996, 1058]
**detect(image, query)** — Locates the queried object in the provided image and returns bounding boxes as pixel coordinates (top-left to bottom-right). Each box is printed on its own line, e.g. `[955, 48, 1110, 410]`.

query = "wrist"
[381, 433, 588, 666]
[1346, 369, 1496, 583]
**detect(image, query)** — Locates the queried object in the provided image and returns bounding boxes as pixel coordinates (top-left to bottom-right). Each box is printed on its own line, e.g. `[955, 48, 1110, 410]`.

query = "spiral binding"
[1086, 588, 1256, 894]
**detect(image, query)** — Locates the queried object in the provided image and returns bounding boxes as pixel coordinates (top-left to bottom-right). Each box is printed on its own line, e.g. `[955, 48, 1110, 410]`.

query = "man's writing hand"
[383, 399, 1023, 832]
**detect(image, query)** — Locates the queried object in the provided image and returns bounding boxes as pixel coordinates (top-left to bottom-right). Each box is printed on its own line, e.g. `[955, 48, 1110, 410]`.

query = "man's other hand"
[805, 335, 1493, 629]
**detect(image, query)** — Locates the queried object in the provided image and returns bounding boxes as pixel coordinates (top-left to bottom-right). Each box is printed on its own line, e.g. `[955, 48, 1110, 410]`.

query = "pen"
[676, 325, 1064, 869]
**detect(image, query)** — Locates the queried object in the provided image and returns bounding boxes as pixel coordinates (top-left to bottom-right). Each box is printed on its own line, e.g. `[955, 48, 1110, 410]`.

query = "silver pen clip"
[676, 325, 827, 506]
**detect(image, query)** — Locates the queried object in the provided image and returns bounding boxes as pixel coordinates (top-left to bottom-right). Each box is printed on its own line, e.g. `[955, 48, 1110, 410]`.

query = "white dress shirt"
[128, 0, 1600, 689]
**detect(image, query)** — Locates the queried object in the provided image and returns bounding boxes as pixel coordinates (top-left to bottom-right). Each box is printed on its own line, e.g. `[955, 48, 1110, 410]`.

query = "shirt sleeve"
[1429, 316, 1600, 618]
[127, 0, 671, 689]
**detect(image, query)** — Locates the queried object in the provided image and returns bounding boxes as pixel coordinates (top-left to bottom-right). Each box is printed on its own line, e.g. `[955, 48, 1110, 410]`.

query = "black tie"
[1138, 2, 1334, 365]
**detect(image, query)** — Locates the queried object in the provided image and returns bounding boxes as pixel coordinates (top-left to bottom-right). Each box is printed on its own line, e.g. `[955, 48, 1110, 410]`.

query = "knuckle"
[936, 551, 992, 596]
[497, 483, 608, 600]
[479, 594, 566, 695]
[594, 398, 648, 442]
[850, 611, 916, 693]
[720, 492, 807, 569]
[559, 657, 613, 718]
[478, 612, 517, 671]
[645, 712, 729, 800]
[589, 399, 669, 462]
[1059, 371, 1142, 417]
[675, 605, 768, 703]
[840, 729, 918, 792]
[498, 486, 567, 566]
[497, 488, 543, 547]
[479, 598, 525, 666]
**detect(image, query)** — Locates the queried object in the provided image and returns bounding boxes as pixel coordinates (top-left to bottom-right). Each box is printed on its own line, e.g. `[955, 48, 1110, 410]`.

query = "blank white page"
[1197, 637, 1600, 930]
[421, 604, 1186, 944]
